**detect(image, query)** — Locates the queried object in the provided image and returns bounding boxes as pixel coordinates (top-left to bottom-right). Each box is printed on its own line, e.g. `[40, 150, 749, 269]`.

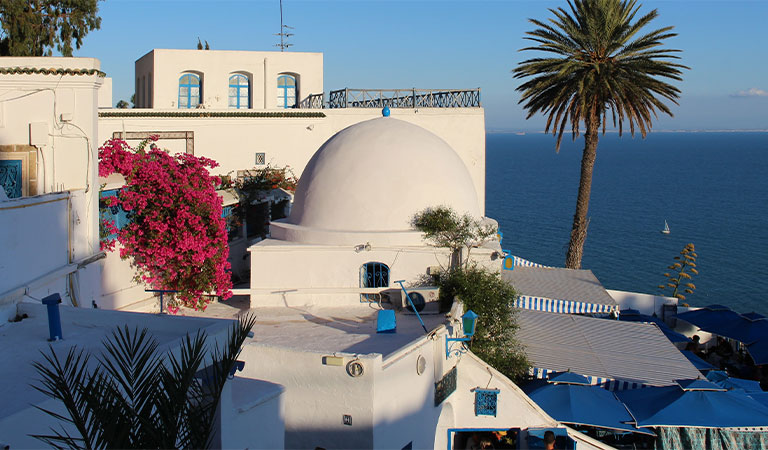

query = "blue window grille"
[178, 73, 201, 109]
[0, 159, 23, 198]
[361, 262, 389, 288]
[277, 74, 296, 109]
[228, 74, 250, 109]
[474, 388, 500, 417]
[100, 188, 131, 239]
[221, 204, 242, 241]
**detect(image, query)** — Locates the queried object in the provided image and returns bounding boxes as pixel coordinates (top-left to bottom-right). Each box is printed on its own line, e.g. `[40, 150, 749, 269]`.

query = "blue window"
[229, 74, 250, 109]
[361, 262, 389, 288]
[221, 204, 243, 241]
[277, 74, 296, 108]
[178, 73, 201, 109]
[99, 188, 130, 239]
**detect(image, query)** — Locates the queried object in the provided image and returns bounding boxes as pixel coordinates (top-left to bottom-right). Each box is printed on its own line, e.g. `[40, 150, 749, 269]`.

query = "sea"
[485, 131, 768, 316]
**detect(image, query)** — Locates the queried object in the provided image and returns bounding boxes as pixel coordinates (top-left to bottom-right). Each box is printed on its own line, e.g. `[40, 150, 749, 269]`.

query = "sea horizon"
[485, 131, 768, 316]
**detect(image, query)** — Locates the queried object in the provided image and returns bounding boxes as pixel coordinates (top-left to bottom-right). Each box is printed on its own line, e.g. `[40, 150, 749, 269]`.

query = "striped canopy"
[530, 367, 647, 391]
[515, 295, 617, 314]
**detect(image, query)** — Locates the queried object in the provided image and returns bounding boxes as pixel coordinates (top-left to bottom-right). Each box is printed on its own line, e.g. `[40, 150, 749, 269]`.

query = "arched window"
[178, 73, 201, 109]
[277, 74, 296, 109]
[229, 74, 250, 109]
[360, 262, 390, 288]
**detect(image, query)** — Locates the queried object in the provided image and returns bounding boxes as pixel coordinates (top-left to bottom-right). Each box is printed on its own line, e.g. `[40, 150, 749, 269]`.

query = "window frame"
[277, 74, 297, 109]
[228, 74, 250, 109]
[178, 73, 201, 109]
[360, 262, 390, 289]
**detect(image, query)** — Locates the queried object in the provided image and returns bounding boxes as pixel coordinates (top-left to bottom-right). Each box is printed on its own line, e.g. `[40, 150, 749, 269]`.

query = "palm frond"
[514, 0, 687, 145]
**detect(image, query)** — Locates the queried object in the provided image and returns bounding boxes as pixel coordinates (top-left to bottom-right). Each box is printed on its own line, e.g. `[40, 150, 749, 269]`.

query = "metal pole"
[279, 0, 285, 52]
[395, 280, 428, 333]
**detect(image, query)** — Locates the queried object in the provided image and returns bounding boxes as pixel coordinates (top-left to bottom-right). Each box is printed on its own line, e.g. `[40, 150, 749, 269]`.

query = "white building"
[1, 53, 614, 450]
[0, 57, 104, 312]
[249, 116, 500, 307]
[133, 49, 323, 110]
[0, 301, 285, 449]
[97, 48, 488, 311]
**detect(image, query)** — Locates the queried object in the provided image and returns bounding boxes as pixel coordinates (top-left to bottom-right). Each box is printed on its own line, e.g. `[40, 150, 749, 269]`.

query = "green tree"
[659, 242, 698, 301]
[436, 265, 529, 381]
[31, 314, 256, 449]
[0, 0, 102, 56]
[514, 0, 687, 269]
[411, 206, 496, 271]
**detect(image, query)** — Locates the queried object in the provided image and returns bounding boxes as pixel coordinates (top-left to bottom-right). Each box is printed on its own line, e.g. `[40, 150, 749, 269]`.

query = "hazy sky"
[75, 0, 768, 132]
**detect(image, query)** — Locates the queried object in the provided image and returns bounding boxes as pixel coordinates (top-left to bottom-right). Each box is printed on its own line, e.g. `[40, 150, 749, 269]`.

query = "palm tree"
[514, 0, 687, 269]
[31, 314, 256, 449]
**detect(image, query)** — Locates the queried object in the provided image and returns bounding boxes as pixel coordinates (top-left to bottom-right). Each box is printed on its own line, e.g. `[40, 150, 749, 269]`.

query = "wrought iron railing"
[327, 88, 481, 109]
[301, 93, 325, 109]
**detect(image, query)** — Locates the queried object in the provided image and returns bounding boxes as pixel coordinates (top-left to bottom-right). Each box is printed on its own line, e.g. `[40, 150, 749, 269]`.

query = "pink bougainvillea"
[99, 137, 232, 311]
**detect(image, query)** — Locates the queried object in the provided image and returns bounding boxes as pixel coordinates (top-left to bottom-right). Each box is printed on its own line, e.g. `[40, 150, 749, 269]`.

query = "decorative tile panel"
[474, 388, 500, 416]
[0, 159, 22, 198]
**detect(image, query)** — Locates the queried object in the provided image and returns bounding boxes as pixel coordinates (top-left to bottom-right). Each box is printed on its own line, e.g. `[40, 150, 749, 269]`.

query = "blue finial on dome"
[382, 106, 390, 117]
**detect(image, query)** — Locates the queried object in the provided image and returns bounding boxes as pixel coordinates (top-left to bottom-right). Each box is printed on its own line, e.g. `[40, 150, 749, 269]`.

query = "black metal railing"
[326, 88, 481, 109]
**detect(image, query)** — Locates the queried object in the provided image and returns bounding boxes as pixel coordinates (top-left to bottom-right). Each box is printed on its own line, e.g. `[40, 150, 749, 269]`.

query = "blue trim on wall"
[178, 73, 201, 109]
[229, 74, 250, 109]
[277, 74, 296, 108]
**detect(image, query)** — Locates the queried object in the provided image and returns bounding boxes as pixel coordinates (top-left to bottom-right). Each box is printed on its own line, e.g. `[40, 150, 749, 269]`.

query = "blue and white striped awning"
[517, 309, 702, 389]
[511, 255, 552, 268]
[529, 367, 648, 392]
[515, 295, 617, 314]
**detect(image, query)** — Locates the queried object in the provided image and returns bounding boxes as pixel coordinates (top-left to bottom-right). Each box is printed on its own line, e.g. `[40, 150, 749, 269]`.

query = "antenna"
[274, 0, 293, 51]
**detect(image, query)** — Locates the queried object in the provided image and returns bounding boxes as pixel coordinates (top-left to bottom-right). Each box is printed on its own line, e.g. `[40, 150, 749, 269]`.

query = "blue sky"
[75, 0, 768, 131]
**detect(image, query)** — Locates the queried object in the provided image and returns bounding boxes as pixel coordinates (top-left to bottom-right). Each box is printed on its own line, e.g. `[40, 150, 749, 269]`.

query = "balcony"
[300, 88, 481, 109]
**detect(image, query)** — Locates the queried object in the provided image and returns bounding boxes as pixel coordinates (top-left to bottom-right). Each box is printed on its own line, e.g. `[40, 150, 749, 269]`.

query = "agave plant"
[31, 314, 256, 449]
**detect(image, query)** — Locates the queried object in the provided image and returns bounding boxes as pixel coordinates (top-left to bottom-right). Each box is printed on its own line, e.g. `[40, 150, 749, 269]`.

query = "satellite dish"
[406, 292, 426, 313]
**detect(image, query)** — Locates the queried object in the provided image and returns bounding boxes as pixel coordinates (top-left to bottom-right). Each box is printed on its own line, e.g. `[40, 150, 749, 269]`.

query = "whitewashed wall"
[239, 344, 380, 449]
[218, 376, 286, 450]
[372, 332, 446, 449]
[0, 57, 104, 309]
[97, 107, 487, 215]
[607, 289, 678, 317]
[439, 352, 612, 450]
[134, 49, 323, 109]
[248, 243, 500, 307]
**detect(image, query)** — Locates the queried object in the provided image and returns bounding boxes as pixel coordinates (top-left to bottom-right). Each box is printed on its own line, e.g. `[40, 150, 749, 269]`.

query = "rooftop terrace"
[181, 297, 449, 358]
[0, 302, 232, 421]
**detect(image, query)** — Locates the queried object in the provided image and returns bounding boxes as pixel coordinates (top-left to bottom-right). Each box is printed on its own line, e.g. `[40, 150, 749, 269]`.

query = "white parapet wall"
[0, 57, 104, 309]
[607, 289, 678, 317]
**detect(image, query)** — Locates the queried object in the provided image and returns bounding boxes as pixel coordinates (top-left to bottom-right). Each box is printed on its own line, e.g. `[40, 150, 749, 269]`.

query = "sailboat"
[661, 220, 671, 235]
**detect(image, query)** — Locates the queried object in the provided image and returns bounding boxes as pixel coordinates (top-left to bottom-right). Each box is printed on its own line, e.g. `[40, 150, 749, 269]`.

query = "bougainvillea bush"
[99, 137, 232, 311]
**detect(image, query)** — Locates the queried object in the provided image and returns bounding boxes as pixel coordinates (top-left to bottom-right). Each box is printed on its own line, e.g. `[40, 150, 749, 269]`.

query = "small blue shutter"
[0, 159, 23, 198]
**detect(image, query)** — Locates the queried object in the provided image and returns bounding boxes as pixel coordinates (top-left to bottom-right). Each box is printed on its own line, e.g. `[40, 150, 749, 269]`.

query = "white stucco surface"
[97, 107, 487, 216]
[134, 49, 323, 109]
[608, 289, 678, 317]
[0, 57, 104, 310]
[279, 117, 480, 245]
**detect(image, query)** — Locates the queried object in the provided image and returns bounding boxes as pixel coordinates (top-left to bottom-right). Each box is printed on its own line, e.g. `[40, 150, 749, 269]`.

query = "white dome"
[271, 117, 480, 246]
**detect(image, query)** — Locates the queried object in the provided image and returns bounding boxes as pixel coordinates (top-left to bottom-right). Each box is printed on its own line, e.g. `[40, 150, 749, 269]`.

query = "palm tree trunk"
[565, 115, 600, 269]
